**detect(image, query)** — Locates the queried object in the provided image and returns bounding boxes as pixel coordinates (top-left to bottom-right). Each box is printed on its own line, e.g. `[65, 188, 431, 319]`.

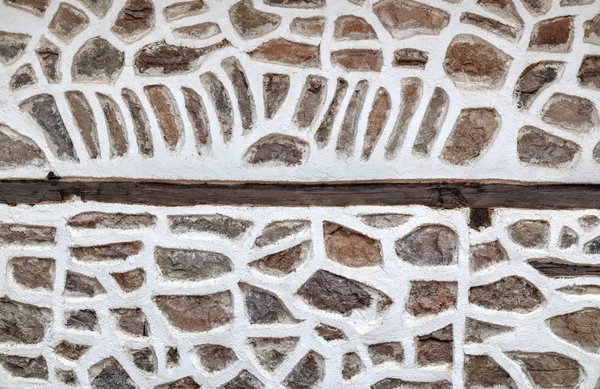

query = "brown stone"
[360, 213, 411, 228]
[77, 0, 113, 18]
[222, 370, 264, 389]
[0, 223, 55, 245]
[331, 49, 383, 72]
[314, 323, 346, 341]
[507, 352, 580, 388]
[89, 357, 136, 389]
[464, 355, 516, 389]
[334, 15, 377, 40]
[241, 283, 299, 324]
[68, 212, 156, 229]
[245, 134, 309, 166]
[264, 0, 324, 7]
[578, 55, 600, 91]
[121, 88, 154, 157]
[134, 39, 230, 75]
[111, 0, 155, 42]
[248, 337, 298, 371]
[169, 214, 251, 239]
[323, 221, 382, 267]
[372, 379, 452, 389]
[163, 1, 207, 21]
[144, 85, 183, 150]
[363, 87, 391, 159]
[460, 12, 520, 42]
[559, 227, 578, 248]
[9, 63, 36, 90]
[254, 220, 309, 247]
[127, 347, 157, 374]
[223, 56, 256, 133]
[111, 268, 145, 292]
[517, 126, 579, 167]
[541, 93, 597, 133]
[57, 368, 77, 385]
[293, 75, 327, 128]
[444, 35, 511, 90]
[584, 14, 600, 46]
[64, 271, 106, 297]
[373, 0, 449, 39]
[561, 0, 593, 4]
[201, 72, 234, 143]
[71, 241, 143, 261]
[470, 208, 492, 230]
[155, 247, 232, 281]
[72, 37, 124, 83]
[155, 377, 200, 389]
[579, 215, 600, 230]
[250, 241, 310, 276]
[469, 276, 544, 313]
[230, 0, 280, 39]
[290, 16, 325, 37]
[508, 219, 549, 248]
[20, 94, 77, 161]
[284, 351, 324, 389]
[0, 355, 48, 379]
[54, 340, 90, 360]
[196, 344, 236, 372]
[249, 38, 320, 68]
[48, 3, 88, 43]
[66, 309, 98, 332]
[0, 31, 30, 65]
[166, 347, 179, 369]
[65, 91, 99, 159]
[514, 61, 564, 110]
[585, 235, 600, 254]
[96, 93, 129, 158]
[154, 292, 233, 332]
[442, 108, 500, 165]
[0, 125, 45, 168]
[4, 0, 49, 16]
[548, 308, 600, 352]
[412, 87, 448, 156]
[111, 308, 148, 337]
[315, 78, 349, 147]
[263, 73, 290, 120]
[396, 225, 457, 266]
[9, 257, 54, 290]
[416, 325, 453, 366]
[528, 257, 600, 278]
[182, 87, 210, 154]
[369, 342, 404, 365]
[35, 37, 61, 83]
[385, 77, 422, 159]
[465, 318, 512, 343]
[470, 240, 508, 272]
[406, 281, 457, 316]
[342, 352, 362, 380]
[393, 48, 428, 69]
[529, 16, 573, 53]
[558, 285, 600, 295]
[173, 22, 221, 39]
[521, 0, 550, 15]
[0, 297, 51, 344]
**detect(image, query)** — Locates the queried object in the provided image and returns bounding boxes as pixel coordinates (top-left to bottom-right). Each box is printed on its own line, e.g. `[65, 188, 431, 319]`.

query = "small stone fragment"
[196, 344, 236, 372]
[559, 227, 578, 248]
[416, 325, 453, 366]
[0, 223, 55, 245]
[314, 323, 347, 341]
[9, 63, 36, 90]
[548, 308, 600, 352]
[331, 49, 383, 72]
[294, 75, 328, 130]
[20, 94, 78, 161]
[65, 91, 100, 159]
[290, 16, 326, 37]
[0, 297, 52, 344]
[584, 14, 600, 46]
[393, 48, 428, 69]
[155, 377, 200, 389]
[373, 0, 450, 39]
[507, 352, 581, 389]
[72, 37, 124, 83]
[182, 87, 211, 154]
[154, 292, 233, 332]
[263, 73, 290, 119]
[222, 370, 264, 389]
[111, 308, 149, 337]
[166, 347, 179, 369]
[230, 0, 280, 39]
[469, 276, 544, 313]
[578, 55, 600, 91]
[68, 212, 156, 229]
[514, 61, 564, 110]
[470, 240, 508, 272]
[48, 3, 89, 43]
[128, 347, 157, 374]
[35, 37, 61, 83]
[245, 134, 309, 166]
[9, 257, 54, 290]
[342, 352, 362, 380]
[528, 257, 600, 278]
[0, 355, 48, 379]
[163, 1, 207, 21]
[265, 0, 324, 7]
[0, 31, 30, 65]
[66, 309, 99, 332]
[255, 220, 309, 248]
[323, 221, 382, 267]
[396, 225, 457, 266]
[585, 235, 600, 254]
[64, 271, 106, 297]
[169, 214, 251, 239]
[0, 125, 45, 168]
[413, 87, 448, 157]
[54, 340, 90, 360]
[541, 93, 597, 133]
[508, 219, 549, 248]
[460, 12, 520, 42]
[89, 357, 136, 389]
[201, 72, 233, 143]
[521, 0, 550, 15]
[121, 88, 154, 157]
[4, 0, 49, 16]
[56, 369, 77, 385]
[249, 38, 320, 68]
[241, 283, 299, 324]
[112, 0, 155, 42]
[111, 269, 145, 292]
[579, 215, 600, 230]
[369, 342, 404, 365]
[155, 247, 232, 281]
[529, 16, 573, 53]
[96, 93, 129, 157]
[372, 379, 452, 389]
[144, 85, 183, 150]
[222, 56, 256, 133]
[77, 0, 113, 18]
[360, 213, 411, 228]
[334, 15, 377, 40]
[284, 351, 324, 389]
[517, 126, 579, 167]
[385, 77, 422, 159]
[250, 241, 310, 276]
[315, 78, 349, 147]
[173, 22, 221, 39]
[465, 318, 512, 343]
[406, 281, 457, 316]
[464, 355, 516, 389]
[71, 241, 143, 261]
[363, 87, 391, 159]
[248, 337, 298, 371]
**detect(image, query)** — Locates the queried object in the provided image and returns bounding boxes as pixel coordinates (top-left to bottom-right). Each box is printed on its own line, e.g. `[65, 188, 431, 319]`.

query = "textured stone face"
[90, 357, 136, 389]
[9, 63, 36, 90]
[548, 308, 600, 352]
[585, 14, 600, 45]
[35, 38, 61, 83]
[559, 226, 578, 248]
[169, 214, 251, 239]
[230, 0, 280, 39]
[465, 318, 512, 343]
[393, 49, 428, 69]
[529, 17, 574, 53]
[0, 297, 52, 344]
[249, 39, 320, 68]
[111, 0, 155, 42]
[173, 22, 221, 39]
[112, 308, 149, 337]
[245, 134, 309, 166]
[284, 351, 324, 389]
[54, 340, 90, 361]
[248, 337, 298, 371]
[0, 125, 45, 168]
[111, 268, 145, 292]
[361, 213, 411, 228]
[0, 355, 48, 379]
[342, 352, 362, 380]
[155, 247, 232, 280]
[0, 31, 30, 65]
[222, 370, 264, 389]
[163, 1, 207, 21]
[250, 241, 310, 276]
[507, 352, 581, 388]
[314, 323, 346, 341]
[416, 325, 453, 366]
[324, 222, 382, 267]
[517, 126, 580, 167]
[72, 38, 124, 83]
[128, 347, 157, 373]
[469, 276, 544, 313]
[68, 212, 156, 229]
[71, 241, 143, 261]
[48, 3, 89, 43]
[241, 284, 299, 324]
[578, 55, 600, 91]
[254, 220, 309, 247]
[514, 61, 564, 109]
[290, 16, 326, 36]
[373, 0, 449, 39]
[368, 342, 404, 365]
[64, 271, 106, 297]
[154, 292, 233, 332]
[66, 309, 99, 331]
[541, 93, 598, 133]
[406, 281, 457, 316]
[470, 240, 508, 272]
[4, 0, 49, 16]
[508, 220, 549, 248]
[331, 49, 383, 72]
[464, 355, 516, 389]
[155, 377, 200, 389]
[372, 379, 452, 389]
[334, 16, 377, 40]
[56, 368, 77, 385]
[396, 225, 457, 266]
[9, 257, 54, 290]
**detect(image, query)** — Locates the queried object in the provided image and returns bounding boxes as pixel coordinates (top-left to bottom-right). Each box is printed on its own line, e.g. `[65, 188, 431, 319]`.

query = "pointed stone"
[64, 271, 106, 297]
[0, 124, 46, 168]
[155, 377, 200, 389]
[249, 337, 298, 371]
[559, 227, 578, 249]
[72, 37, 124, 83]
[89, 357, 137, 389]
[293, 75, 327, 129]
[263, 73, 290, 119]
[284, 351, 324, 389]
[385, 77, 422, 159]
[315, 78, 349, 147]
[128, 347, 157, 374]
[66, 309, 99, 332]
[240, 283, 299, 324]
[181, 87, 210, 154]
[35, 37, 61, 83]
[0, 31, 30, 65]
[222, 370, 264, 389]
[111, 268, 145, 292]
[336, 80, 369, 156]
[465, 318, 512, 343]
[10, 63, 36, 90]
[222, 56, 256, 133]
[201, 72, 233, 143]
[506, 352, 581, 389]
[314, 323, 346, 341]
[111, 0, 155, 42]
[548, 308, 600, 352]
[54, 340, 90, 360]
[65, 91, 100, 159]
[250, 241, 310, 276]
[254, 220, 309, 248]
[342, 352, 362, 380]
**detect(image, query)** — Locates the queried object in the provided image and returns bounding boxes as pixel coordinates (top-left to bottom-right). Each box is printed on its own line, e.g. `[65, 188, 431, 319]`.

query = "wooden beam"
[1, 179, 600, 209]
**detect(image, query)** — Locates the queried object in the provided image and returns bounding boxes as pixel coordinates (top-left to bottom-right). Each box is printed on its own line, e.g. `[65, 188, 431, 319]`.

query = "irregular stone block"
[290, 16, 325, 37]
[96, 93, 129, 157]
[442, 108, 500, 165]
[166, 347, 179, 369]
[578, 55, 600, 91]
[0, 223, 55, 245]
[0, 31, 30, 65]
[541, 93, 597, 133]
[9, 63, 37, 90]
[283, 351, 324, 389]
[393, 48, 428, 69]
[412, 87, 448, 157]
[48, 3, 89, 43]
[65, 91, 100, 159]
[155, 377, 200, 389]
[294, 75, 327, 129]
[368, 342, 404, 365]
[517, 126, 579, 167]
[334, 15, 377, 40]
[558, 285, 600, 294]
[548, 308, 600, 352]
[324, 221, 382, 267]
[250, 241, 310, 276]
[372, 379, 452, 389]
[0, 124, 45, 168]
[464, 355, 516, 389]
[385, 77, 422, 159]
[111, 308, 149, 337]
[584, 14, 600, 46]
[314, 323, 346, 341]
[249, 38, 320, 68]
[155, 247, 232, 281]
[460, 12, 520, 42]
[584, 235, 600, 253]
[0, 297, 51, 344]
[331, 50, 383, 72]
[265, 0, 324, 7]
[89, 357, 137, 389]
[529, 257, 600, 278]
[406, 281, 457, 316]
[0, 354, 48, 379]
[111, 0, 155, 42]
[373, 0, 450, 39]
[465, 318, 512, 343]
[514, 61, 564, 110]
[337, 80, 369, 156]
[245, 134, 309, 166]
[54, 340, 90, 360]
[70, 241, 143, 261]
[200, 72, 233, 143]
[508, 219, 549, 248]
[9, 257, 54, 290]
[559, 226, 578, 248]
[144, 85, 183, 150]
[342, 352, 362, 380]
[111, 268, 145, 292]
[173, 22, 221, 39]
[154, 292, 233, 332]
[222, 56, 256, 133]
[469, 276, 544, 313]
[315, 78, 349, 147]
[470, 240, 508, 272]
[121, 88, 154, 157]
[169, 214, 251, 239]
[241, 283, 299, 324]
[263, 73, 290, 119]
[77, 0, 113, 18]
[506, 352, 581, 388]
[360, 213, 411, 228]
[248, 337, 298, 371]
[196, 344, 236, 372]
[254, 220, 309, 247]
[529, 16, 573, 53]
[128, 347, 157, 374]
[35, 37, 61, 83]
[163, 1, 207, 21]
[4, 0, 49, 16]
[230, 0, 280, 39]
[396, 225, 457, 266]
[66, 309, 99, 332]
[416, 325, 453, 366]
[72, 37, 124, 83]
[222, 370, 264, 389]
[64, 271, 106, 297]
[521, 0, 550, 15]
[68, 212, 156, 229]
[181, 87, 210, 154]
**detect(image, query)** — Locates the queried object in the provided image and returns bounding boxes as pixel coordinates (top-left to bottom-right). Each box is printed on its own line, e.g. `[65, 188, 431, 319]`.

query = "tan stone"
[324, 221, 381, 267]
[507, 352, 581, 388]
[373, 0, 449, 39]
[548, 308, 600, 353]
[163, 1, 207, 21]
[508, 219, 549, 248]
[70, 241, 142, 261]
[290, 16, 326, 37]
[470, 240, 508, 272]
[368, 342, 404, 365]
[96, 93, 128, 158]
[465, 318, 512, 343]
[541, 93, 597, 133]
[250, 241, 310, 276]
[111, 268, 145, 293]
[469, 276, 544, 313]
[249, 38, 320, 68]
[48, 3, 88, 43]
[111, 0, 155, 42]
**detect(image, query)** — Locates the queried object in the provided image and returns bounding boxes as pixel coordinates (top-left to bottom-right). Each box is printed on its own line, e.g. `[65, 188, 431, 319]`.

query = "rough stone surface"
[230, 0, 280, 39]
[584, 14, 600, 46]
[541, 93, 597, 133]
[508, 219, 550, 248]
[517, 126, 580, 167]
[154, 292, 233, 332]
[0, 31, 30, 65]
[71, 241, 143, 261]
[529, 16, 574, 53]
[507, 352, 581, 388]
[66, 309, 99, 331]
[360, 213, 411, 228]
[248, 337, 298, 371]
[121, 88, 154, 156]
[173, 22, 221, 39]
[264, 0, 324, 7]
[363, 87, 391, 159]
[0, 125, 45, 168]
[155, 247, 231, 281]
[35, 37, 61, 83]
[0, 355, 48, 379]
[284, 351, 324, 389]
[65, 91, 99, 159]
[112, 308, 149, 337]
[469, 276, 544, 313]
[314, 324, 346, 341]
[290, 16, 325, 37]
[48, 3, 89, 43]
[68, 212, 156, 229]
[145, 85, 184, 149]
[111, 268, 145, 292]
[514, 61, 564, 109]
[78, 0, 113, 18]
[324, 221, 382, 267]
[254, 220, 309, 247]
[72, 37, 124, 83]
[293, 75, 327, 129]
[163, 1, 207, 22]
[368, 342, 404, 365]
[222, 370, 264, 389]
[96, 93, 128, 157]
[548, 308, 600, 352]
[169, 214, 251, 239]
[393, 48, 428, 69]
[406, 281, 457, 316]
[470, 240, 508, 272]
[9, 63, 36, 90]
[223, 56, 256, 133]
[464, 355, 516, 389]
[245, 134, 309, 166]
[201, 72, 234, 143]
[465, 318, 512, 343]
[54, 340, 90, 361]
[64, 271, 106, 297]
[9, 257, 54, 290]
[396, 225, 457, 266]
[249, 38, 320, 68]
[331, 49, 383, 72]
[0, 297, 52, 344]
[0, 223, 55, 245]
[373, 0, 450, 39]
[416, 325, 453, 366]
[578, 55, 600, 91]
[559, 226, 579, 248]
[4, 0, 49, 16]
[111, 0, 155, 42]
[250, 241, 309, 276]
[155, 377, 200, 389]
[197, 344, 237, 372]
[263, 73, 290, 120]
[56, 368, 77, 385]
[342, 352, 362, 380]
[90, 357, 136, 389]
[372, 379, 452, 389]
[334, 15, 377, 40]
[241, 283, 299, 324]
[128, 347, 157, 374]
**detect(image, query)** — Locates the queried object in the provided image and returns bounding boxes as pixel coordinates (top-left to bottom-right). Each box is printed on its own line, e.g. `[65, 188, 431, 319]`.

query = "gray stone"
[336, 80, 369, 155]
[48, 3, 89, 43]
[90, 357, 137, 389]
[64, 271, 106, 297]
[517, 126, 580, 167]
[71, 241, 143, 261]
[111, 0, 155, 42]
[284, 351, 324, 389]
[248, 337, 298, 371]
[245, 134, 309, 166]
[0, 125, 45, 168]
[547, 308, 600, 353]
[97, 93, 129, 157]
[0, 297, 51, 344]
[368, 342, 404, 365]
[163, 1, 207, 21]
[584, 14, 600, 46]
[173, 22, 221, 39]
[66, 309, 99, 332]
[342, 352, 362, 380]
[65, 91, 100, 159]
[35, 37, 61, 83]
[508, 219, 550, 248]
[221, 370, 264, 389]
[363, 87, 391, 159]
[56, 369, 77, 386]
[0, 223, 55, 245]
[442, 108, 500, 165]
[155, 377, 200, 389]
[230, 0, 280, 39]
[77, 0, 113, 18]
[406, 281, 457, 316]
[241, 283, 299, 324]
[469, 276, 544, 313]
[372, 379, 452, 389]
[128, 347, 157, 374]
[396, 225, 457, 266]
[9, 257, 54, 290]
[250, 241, 310, 276]
[360, 213, 411, 228]
[506, 352, 581, 389]
[154, 292, 233, 332]
[385, 77, 422, 159]
[201, 72, 234, 143]
[470, 240, 508, 272]
[324, 221, 381, 267]
[181, 87, 210, 155]
[4, 0, 49, 16]
[166, 347, 179, 369]
[222, 56, 256, 133]
[263, 73, 290, 120]
[155, 247, 232, 281]
[413, 87, 448, 156]
[315, 78, 349, 147]
[196, 344, 237, 372]
[0, 355, 48, 379]
[111, 308, 149, 337]
[464, 355, 516, 389]
[254, 220, 309, 248]
[72, 37, 124, 83]
[169, 214, 251, 239]
[121, 88, 154, 157]
[465, 318, 512, 343]
[9, 63, 37, 90]
[578, 55, 600, 91]
[541, 93, 597, 133]
[68, 212, 156, 229]
[293, 75, 327, 129]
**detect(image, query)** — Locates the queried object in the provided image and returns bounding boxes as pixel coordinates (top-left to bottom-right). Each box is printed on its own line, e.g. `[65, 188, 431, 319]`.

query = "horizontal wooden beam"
[1, 179, 600, 209]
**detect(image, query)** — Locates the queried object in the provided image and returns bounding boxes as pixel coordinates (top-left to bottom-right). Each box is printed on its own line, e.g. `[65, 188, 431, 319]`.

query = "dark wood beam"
[1, 179, 599, 209]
